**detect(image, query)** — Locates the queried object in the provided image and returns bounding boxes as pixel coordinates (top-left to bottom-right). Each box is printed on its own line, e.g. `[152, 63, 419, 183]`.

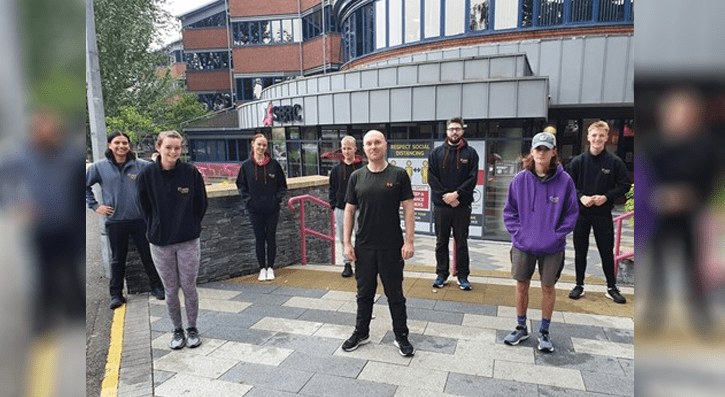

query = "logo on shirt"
[549, 196, 559, 203]
[128, 173, 138, 181]
[601, 168, 611, 175]
[269, 173, 276, 179]
[385, 182, 394, 188]
[460, 158, 469, 164]
[178, 187, 190, 194]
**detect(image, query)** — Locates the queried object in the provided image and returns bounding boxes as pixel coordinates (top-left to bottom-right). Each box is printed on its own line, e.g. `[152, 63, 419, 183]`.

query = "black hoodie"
[328, 155, 364, 210]
[136, 158, 208, 246]
[236, 153, 288, 214]
[427, 138, 480, 207]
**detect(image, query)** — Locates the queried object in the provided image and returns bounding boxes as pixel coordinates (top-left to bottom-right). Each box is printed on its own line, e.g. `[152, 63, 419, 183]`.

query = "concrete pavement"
[109, 216, 634, 397]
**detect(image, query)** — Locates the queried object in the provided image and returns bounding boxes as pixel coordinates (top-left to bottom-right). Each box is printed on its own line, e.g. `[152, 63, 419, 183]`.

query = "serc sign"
[263, 102, 302, 126]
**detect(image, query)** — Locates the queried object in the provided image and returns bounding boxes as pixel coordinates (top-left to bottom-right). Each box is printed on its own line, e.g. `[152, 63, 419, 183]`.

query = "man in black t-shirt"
[340, 130, 416, 357]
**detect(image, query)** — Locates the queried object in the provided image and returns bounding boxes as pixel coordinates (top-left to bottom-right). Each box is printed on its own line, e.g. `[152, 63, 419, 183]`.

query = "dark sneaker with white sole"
[538, 330, 554, 352]
[569, 285, 584, 300]
[342, 332, 370, 352]
[605, 287, 627, 304]
[432, 275, 448, 288]
[186, 327, 201, 348]
[394, 336, 415, 357]
[504, 326, 529, 345]
[170, 328, 186, 350]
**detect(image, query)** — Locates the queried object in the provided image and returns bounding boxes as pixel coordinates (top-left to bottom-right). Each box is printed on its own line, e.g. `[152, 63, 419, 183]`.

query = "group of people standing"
[87, 115, 629, 355]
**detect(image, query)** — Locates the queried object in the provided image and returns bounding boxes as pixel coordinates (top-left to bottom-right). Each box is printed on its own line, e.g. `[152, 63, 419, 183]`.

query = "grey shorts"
[510, 246, 565, 286]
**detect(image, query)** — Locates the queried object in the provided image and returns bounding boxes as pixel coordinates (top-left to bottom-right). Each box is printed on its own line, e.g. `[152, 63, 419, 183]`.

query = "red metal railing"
[287, 194, 335, 265]
[613, 210, 634, 275]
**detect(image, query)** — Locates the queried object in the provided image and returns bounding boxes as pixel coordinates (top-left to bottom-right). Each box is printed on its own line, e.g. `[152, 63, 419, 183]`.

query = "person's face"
[531, 146, 555, 168]
[253, 137, 268, 157]
[363, 132, 386, 162]
[446, 122, 464, 144]
[587, 128, 608, 152]
[341, 141, 356, 161]
[108, 135, 130, 159]
[156, 137, 182, 165]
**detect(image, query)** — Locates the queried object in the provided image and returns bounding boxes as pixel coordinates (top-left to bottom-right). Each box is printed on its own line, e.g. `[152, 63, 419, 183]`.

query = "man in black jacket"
[428, 117, 479, 290]
[566, 121, 631, 304]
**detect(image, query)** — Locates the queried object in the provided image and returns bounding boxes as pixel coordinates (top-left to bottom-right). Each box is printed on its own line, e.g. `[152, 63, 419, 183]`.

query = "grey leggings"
[150, 238, 201, 329]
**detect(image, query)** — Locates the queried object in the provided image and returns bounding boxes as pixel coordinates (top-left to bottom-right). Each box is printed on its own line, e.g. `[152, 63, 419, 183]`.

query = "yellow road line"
[26, 333, 59, 397]
[100, 304, 126, 397]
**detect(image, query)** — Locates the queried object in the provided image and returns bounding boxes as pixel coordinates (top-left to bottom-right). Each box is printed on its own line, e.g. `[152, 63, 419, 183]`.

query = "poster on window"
[388, 141, 433, 233]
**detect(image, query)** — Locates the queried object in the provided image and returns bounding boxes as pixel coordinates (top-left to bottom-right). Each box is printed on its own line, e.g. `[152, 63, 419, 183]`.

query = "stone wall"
[125, 176, 332, 294]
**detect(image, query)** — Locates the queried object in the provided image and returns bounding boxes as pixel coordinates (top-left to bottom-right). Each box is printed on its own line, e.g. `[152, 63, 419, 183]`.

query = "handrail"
[613, 210, 634, 275]
[287, 194, 335, 265]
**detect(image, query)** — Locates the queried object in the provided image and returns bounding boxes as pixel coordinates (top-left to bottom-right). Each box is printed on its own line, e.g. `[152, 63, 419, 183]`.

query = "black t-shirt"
[345, 164, 414, 249]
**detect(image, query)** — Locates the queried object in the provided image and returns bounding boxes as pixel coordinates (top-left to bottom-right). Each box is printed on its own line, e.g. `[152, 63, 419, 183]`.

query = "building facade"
[180, 0, 634, 240]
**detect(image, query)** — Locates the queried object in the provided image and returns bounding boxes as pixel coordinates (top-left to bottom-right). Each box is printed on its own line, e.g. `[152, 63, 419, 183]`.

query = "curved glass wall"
[339, 0, 633, 63]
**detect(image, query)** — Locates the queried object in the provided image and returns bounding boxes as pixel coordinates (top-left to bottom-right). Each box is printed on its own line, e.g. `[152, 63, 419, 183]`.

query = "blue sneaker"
[432, 275, 448, 288]
[538, 330, 554, 352]
[457, 278, 472, 291]
[504, 326, 529, 345]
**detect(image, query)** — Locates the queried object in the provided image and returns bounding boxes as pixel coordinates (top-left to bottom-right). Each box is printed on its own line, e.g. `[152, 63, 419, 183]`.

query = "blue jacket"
[86, 152, 150, 223]
[503, 164, 578, 255]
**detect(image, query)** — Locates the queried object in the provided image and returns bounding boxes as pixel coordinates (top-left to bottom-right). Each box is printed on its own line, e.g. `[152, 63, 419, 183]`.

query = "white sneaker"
[258, 268, 267, 281]
[267, 268, 275, 280]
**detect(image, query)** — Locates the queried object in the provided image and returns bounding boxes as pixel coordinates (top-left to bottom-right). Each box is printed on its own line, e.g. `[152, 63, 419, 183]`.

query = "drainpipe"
[322, 1, 327, 74]
[224, 0, 234, 105]
[298, 0, 304, 77]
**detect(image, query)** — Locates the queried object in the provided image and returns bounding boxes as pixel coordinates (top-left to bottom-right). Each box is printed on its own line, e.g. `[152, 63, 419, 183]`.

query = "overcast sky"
[157, 0, 217, 47]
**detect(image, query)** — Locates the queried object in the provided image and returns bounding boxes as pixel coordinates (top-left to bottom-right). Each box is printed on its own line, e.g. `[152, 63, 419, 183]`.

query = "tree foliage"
[94, 0, 175, 118]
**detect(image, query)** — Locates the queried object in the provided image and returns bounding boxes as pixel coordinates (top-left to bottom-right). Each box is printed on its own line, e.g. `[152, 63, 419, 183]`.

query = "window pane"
[445, 0, 465, 36]
[293, 18, 301, 42]
[389, 0, 402, 46]
[271, 20, 281, 43]
[405, 0, 420, 43]
[470, 0, 490, 31]
[424, 0, 440, 38]
[262, 21, 272, 44]
[301, 143, 319, 176]
[376, 0, 387, 49]
[495, 0, 519, 30]
[281, 20, 293, 42]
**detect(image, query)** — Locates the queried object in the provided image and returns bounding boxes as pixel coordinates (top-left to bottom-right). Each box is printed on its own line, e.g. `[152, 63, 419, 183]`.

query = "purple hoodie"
[503, 164, 579, 255]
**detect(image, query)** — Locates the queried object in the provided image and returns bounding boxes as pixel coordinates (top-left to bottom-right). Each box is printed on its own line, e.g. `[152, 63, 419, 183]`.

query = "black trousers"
[573, 213, 616, 288]
[434, 205, 471, 279]
[106, 219, 163, 297]
[249, 210, 280, 269]
[354, 247, 409, 338]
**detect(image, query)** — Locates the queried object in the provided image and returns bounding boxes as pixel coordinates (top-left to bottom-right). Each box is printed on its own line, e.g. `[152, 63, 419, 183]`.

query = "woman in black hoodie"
[236, 134, 288, 282]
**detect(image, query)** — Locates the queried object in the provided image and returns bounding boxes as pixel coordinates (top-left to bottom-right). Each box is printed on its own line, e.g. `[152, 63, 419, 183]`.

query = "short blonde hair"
[588, 121, 609, 134]
[341, 136, 356, 146]
[156, 130, 184, 147]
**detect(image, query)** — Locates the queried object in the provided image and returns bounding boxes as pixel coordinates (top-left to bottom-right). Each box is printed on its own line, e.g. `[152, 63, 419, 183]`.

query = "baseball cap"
[531, 132, 556, 149]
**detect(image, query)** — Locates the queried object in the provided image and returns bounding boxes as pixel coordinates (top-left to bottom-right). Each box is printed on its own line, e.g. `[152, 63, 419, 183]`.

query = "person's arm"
[556, 177, 580, 237]
[136, 170, 152, 222]
[235, 163, 250, 206]
[401, 199, 415, 260]
[193, 166, 208, 221]
[86, 164, 113, 215]
[343, 203, 357, 262]
[328, 166, 338, 208]
[276, 161, 288, 205]
[502, 177, 520, 237]
[567, 156, 593, 207]
[427, 150, 446, 197]
[449, 148, 480, 204]
[604, 157, 631, 204]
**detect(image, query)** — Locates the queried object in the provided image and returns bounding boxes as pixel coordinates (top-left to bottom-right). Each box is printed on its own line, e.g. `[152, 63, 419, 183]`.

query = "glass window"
[262, 21, 272, 44]
[320, 140, 339, 176]
[293, 18, 302, 42]
[287, 142, 301, 177]
[302, 126, 317, 140]
[470, 0, 490, 31]
[424, 0, 440, 38]
[483, 139, 525, 240]
[444, 0, 465, 36]
[405, 0, 420, 43]
[281, 20, 293, 42]
[570, 0, 593, 22]
[187, 12, 226, 29]
[539, 0, 565, 26]
[389, 0, 402, 46]
[270, 20, 281, 43]
[249, 21, 261, 44]
[301, 143, 319, 176]
[599, 0, 626, 22]
[375, 0, 387, 49]
[496, 0, 520, 29]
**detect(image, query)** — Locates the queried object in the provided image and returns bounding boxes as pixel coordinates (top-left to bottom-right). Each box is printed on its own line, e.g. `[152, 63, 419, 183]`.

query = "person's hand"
[401, 241, 414, 260]
[580, 195, 594, 207]
[449, 198, 460, 208]
[592, 195, 608, 206]
[95, 205, 114, 216]
[442, 191, 459, 206]
[344, 243, 356, 262]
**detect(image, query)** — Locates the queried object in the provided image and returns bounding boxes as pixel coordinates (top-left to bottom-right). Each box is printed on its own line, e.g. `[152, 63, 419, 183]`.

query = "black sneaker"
[151, 285, 165, 300]
[186, 327, 201, 348]
[341, 332, 370, 352]
[569, 285, 584, 300]
[109, 295, 125, 310]
[394, 336, 415, 357]
[170, 328, 186, 349]
[605, 287, 627, 304]
[341, 263, 353, 278]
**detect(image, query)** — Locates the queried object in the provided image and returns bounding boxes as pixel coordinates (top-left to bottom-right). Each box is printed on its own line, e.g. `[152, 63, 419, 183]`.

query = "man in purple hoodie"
[502, 132, 579, 352]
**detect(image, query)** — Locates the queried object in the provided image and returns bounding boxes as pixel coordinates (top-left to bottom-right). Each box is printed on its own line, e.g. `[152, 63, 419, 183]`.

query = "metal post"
[86, 0, 111, 277]
[300, 200, 307, 264]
